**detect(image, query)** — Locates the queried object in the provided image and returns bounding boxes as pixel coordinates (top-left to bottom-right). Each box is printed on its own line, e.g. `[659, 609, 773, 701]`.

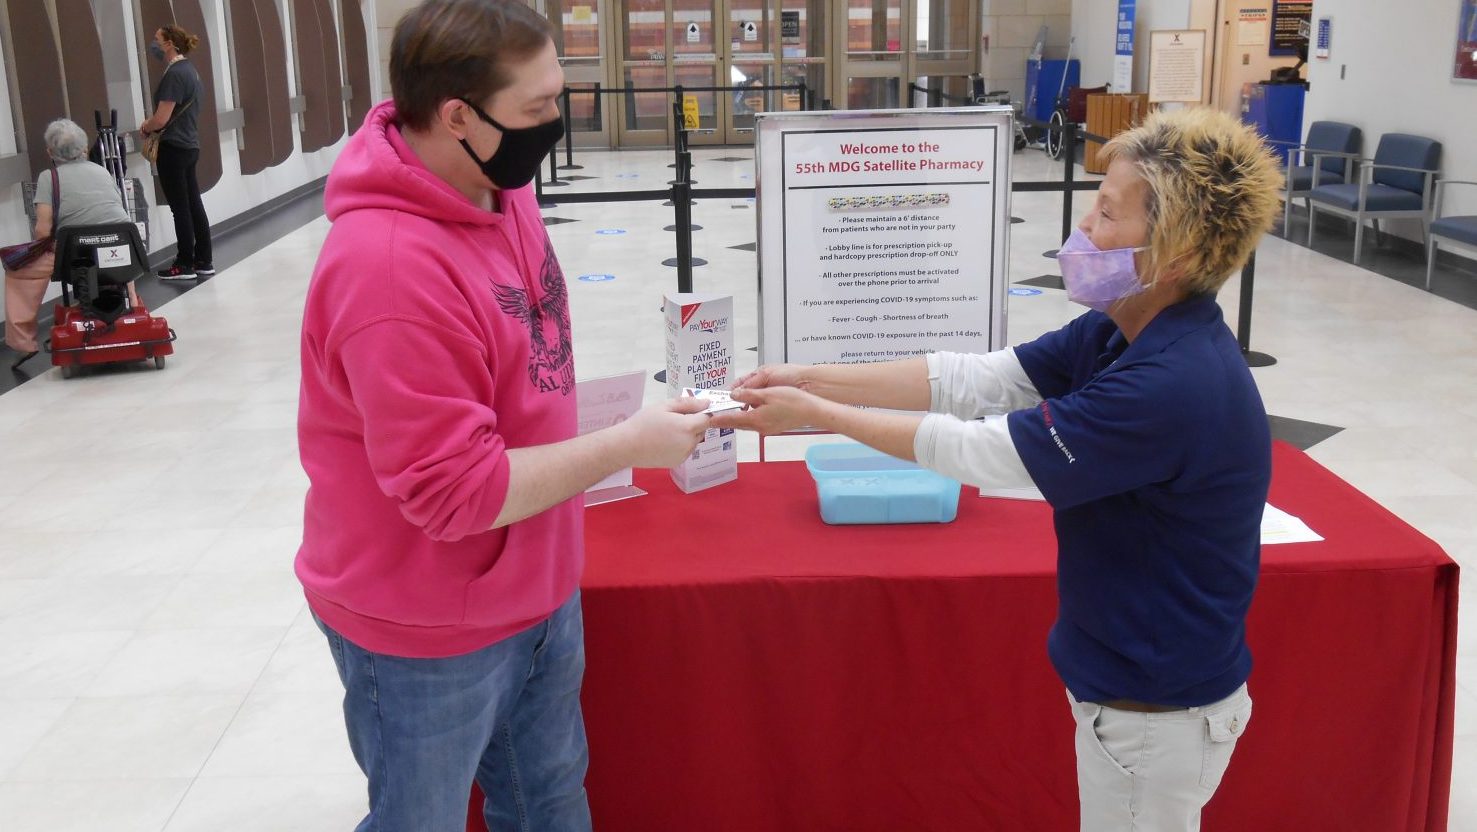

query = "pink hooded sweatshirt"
[296, 101, 581, 658]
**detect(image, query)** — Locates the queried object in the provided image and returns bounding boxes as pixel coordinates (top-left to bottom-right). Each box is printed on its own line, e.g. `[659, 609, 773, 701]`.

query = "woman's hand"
[732, 364, 811, 392]
[708, 386, 830, 435]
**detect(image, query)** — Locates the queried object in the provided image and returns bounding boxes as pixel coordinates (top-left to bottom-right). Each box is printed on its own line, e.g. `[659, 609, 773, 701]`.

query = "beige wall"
[1305, 0, 1477, 239]
[374, 0, 422, 98]
[980, 0, 1072, 107]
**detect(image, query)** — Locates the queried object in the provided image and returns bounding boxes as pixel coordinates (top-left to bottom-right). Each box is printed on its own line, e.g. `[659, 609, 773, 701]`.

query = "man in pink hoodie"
[296, 1, 711, 828]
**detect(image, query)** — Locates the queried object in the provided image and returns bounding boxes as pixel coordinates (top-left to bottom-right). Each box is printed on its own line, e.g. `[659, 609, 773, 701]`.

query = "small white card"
[679, 390, 750, 416]
[577, 371, 647, 505]
[681, 387, 750, 414]
[97, 245, 130, 267]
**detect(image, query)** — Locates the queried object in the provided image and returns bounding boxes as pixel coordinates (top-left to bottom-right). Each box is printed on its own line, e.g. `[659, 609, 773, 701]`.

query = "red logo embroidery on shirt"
[1040, 402, 1076, 464]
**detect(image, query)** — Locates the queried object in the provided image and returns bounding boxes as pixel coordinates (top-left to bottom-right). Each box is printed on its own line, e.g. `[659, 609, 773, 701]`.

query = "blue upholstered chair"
[1275, 121, 1362, 238]
[1427, 180, 1477, 289]
[1307, 133, 1441, 266]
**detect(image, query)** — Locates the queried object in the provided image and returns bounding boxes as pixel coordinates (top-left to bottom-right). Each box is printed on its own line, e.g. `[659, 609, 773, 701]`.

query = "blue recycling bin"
[1244, 83, 1306, 166]
[1024, 59, 1081, 123]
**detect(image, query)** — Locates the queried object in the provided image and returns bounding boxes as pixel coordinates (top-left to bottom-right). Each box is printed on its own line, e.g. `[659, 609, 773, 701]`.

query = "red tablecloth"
[471, 442, 1458, 831]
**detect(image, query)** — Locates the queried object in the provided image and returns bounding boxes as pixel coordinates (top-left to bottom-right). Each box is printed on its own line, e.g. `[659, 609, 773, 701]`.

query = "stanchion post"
[1061, 123, 1077, 243]
[1236, 251, 1277, 367]
[673, 153, 694, 293]
[558, 86, 581, 170]
[797, 78, 809, 111]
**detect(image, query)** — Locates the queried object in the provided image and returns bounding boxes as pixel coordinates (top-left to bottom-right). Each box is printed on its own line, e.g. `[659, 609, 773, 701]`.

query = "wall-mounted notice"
[1238, 8, 1269, 46]
[1315, 16, 1331, 60]
[781, 10, 800, 40]
[1270, 0, 1312, 56]
[754, 108, 1013, 366]
[1148, 30, 1207, 104]
[1114, 0, 1137, 92]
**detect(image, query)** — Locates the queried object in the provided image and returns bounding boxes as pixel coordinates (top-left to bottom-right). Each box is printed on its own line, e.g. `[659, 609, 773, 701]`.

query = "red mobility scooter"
[47, 222, 175, 378]
[47, 112, 175, 378]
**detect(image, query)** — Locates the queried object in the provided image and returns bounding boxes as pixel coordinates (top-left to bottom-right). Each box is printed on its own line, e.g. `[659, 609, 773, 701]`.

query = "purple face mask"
[1055, 229, 1149, 313]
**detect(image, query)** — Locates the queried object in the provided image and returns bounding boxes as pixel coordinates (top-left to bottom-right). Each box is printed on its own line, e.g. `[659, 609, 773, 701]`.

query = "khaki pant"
[1069, 684, 1252, 831]
[4, 250, 54, 354]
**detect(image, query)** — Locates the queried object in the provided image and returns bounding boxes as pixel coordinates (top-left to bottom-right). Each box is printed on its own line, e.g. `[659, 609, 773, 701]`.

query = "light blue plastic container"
[804, 443, 962, 525]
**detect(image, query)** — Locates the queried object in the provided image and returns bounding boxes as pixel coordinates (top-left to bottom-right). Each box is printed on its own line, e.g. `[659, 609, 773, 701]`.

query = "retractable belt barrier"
[535, 109, 1270, 369]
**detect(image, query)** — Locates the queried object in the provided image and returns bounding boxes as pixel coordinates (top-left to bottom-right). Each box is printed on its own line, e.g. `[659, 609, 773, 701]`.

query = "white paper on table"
[576, 370, 647, 503]
[978, 485, 1045, 501]
[1260, 503, 1323, 545]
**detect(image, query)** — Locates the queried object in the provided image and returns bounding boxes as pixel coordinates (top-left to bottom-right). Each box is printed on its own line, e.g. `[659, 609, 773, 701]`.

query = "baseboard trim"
[148, 175, 327, 268]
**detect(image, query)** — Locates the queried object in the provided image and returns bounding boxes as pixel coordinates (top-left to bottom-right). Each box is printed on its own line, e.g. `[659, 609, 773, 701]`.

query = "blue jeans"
[315, 592, 593, 832]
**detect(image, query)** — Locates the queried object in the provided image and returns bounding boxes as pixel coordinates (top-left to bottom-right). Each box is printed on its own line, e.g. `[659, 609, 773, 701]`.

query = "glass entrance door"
[616, 0, 826, 147]
[839, 0, 907, 110]
[618, 0, 670, 145]
[723, 0, 771, 143]
[539, 0, 612, 148]
[778, 0, 825, 115]
[909, 0, 975, 107]
[833, 0, 977, 113]
[672, 0, 722, 145]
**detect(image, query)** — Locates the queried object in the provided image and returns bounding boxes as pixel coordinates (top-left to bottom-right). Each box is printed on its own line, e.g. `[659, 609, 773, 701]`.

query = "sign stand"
[754, 107, 1014, 367]
[577, 371, 650, 506]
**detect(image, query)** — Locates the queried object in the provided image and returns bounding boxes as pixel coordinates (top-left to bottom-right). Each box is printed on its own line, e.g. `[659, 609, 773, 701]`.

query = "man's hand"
[616, 398, 713, 468]
[708, 386, 828, 434]
[732, 364, 812, 392]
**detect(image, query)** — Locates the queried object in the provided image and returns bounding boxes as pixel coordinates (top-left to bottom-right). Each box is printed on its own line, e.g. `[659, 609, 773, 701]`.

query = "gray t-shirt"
[154, 58, 203, 149]
[33, 160, 130, 230]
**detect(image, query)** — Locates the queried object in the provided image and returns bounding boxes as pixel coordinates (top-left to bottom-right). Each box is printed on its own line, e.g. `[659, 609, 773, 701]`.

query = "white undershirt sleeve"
[913, 412, 1036, 491]
[927, 348, 1042, 420]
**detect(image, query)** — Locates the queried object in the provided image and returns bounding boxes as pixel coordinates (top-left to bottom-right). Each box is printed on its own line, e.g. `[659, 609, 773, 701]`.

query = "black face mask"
[456, 98, 564, 190]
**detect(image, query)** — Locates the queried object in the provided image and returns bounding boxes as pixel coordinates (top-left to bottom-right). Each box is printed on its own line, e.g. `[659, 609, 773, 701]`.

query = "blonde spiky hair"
[1102, 107, 1284, 295]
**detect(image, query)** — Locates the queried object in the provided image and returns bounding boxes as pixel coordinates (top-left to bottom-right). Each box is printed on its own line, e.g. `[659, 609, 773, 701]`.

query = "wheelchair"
[1043, 84, 1108, 161]
[969, 75, 1029, 151]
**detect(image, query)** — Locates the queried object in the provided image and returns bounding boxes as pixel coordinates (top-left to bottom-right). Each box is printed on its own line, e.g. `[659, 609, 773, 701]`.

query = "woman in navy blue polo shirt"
[711, 107, 1284, 830]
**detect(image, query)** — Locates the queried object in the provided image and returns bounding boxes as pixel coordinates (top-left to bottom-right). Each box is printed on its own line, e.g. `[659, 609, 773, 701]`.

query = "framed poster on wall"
[1457, 0, 1477, 81]
[1148, 30, 1207, 104]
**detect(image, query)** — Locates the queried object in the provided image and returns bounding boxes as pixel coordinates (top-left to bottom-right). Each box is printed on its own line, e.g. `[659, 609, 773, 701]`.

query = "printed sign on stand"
[577, 371, 648, 506]
[754, 107, 1013, 367]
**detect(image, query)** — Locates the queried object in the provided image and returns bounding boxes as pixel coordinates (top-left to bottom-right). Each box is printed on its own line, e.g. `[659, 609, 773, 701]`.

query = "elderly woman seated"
[5, 118, 133, 368]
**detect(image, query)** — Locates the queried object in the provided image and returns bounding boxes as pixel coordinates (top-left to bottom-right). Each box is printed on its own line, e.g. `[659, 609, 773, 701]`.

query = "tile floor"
[0, 145, 1473, 830]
